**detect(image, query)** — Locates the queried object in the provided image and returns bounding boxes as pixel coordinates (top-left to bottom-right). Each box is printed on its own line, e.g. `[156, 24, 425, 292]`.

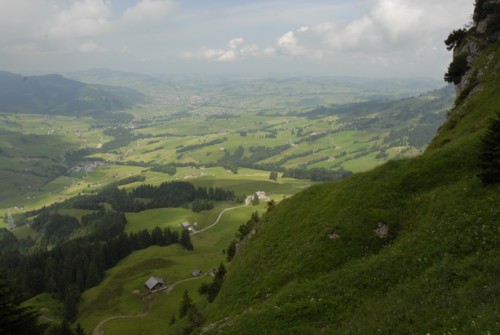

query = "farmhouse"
[255, 191, 269, 200]
[192, 269, 202, 277]
[144, 276, 167, 292]
[179, 221, 191, 229]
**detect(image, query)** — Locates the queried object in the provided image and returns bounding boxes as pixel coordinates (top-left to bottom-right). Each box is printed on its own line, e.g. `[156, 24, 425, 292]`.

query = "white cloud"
[240, 44, 259, 57]
[184, 37, 259, 62]
[271, 0, 472, 61]
[228, 37, 244, 49]
[122, 0, 176, 24]
[274, 27, 325, 59]
[372, 0, 424, 40]
[277, 31, 303, 55]
[218, 50, 237, 62]
[0, 0, 474, 77]
[48, 0, 113, 39]
[0, 0, 179, 66]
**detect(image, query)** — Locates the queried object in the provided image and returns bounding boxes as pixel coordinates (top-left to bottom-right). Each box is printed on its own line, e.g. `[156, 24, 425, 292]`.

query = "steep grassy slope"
[176, 10, 500, 335]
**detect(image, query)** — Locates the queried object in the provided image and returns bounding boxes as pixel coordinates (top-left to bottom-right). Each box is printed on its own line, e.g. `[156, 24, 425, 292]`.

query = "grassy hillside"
[181, 10, 500, 335]
[76, 203, 264, 334]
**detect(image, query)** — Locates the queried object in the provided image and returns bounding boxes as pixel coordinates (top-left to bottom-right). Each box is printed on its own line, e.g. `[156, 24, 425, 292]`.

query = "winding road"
[91, 196, 252, 335]
[190, 195, 252, 235]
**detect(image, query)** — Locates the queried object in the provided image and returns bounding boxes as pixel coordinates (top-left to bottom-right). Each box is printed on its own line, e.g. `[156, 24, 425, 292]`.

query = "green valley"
[0, 71, 453, 334]
[1, 1, 499, 335]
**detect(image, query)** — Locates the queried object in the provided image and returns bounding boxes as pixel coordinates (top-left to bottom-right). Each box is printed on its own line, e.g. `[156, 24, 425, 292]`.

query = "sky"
[0, 0, 474, 78]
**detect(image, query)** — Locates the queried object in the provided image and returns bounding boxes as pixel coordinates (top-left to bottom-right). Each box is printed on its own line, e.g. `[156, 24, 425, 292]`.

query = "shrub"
[444, 53, 470, 84]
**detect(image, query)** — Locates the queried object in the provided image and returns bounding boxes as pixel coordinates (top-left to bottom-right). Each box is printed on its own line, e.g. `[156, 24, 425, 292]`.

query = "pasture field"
[78, 202, 263, 335]
[0, 74, 452, 333]
[0, 75, 450, 213]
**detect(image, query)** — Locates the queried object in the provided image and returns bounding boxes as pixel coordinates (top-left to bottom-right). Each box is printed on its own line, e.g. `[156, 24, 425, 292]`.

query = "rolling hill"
[0, 71, 145, 116]
[166, 2, 500, 334]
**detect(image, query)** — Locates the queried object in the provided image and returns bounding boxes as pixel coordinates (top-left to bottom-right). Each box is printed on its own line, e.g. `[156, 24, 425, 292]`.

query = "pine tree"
[164, 227, 173, 245]
[151, 226, 164, 246]
[63, 284, 80, 323]
[85, 259, 101, 289]
[180, 229, 194, 250]
[478, 113, 500, 184]
[179, 290, 194, 318]
[0, 276, 44, 335]
[226, 240, 236, 262]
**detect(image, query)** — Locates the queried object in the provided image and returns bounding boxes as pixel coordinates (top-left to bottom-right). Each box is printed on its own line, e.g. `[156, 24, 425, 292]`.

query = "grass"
[0, 77, 447, 212]
[124, 204, 230, 234]
[77, 201, 264, 335]
[0, 74, 454, 331]
[23, 293, 64, 327]
[175, 42, 500, 335]
[198, 151, 499, 334]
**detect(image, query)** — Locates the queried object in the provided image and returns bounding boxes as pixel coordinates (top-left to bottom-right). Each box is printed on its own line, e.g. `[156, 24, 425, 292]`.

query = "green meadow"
[77, 203, 263, 335]
[1, 73, 452, 334]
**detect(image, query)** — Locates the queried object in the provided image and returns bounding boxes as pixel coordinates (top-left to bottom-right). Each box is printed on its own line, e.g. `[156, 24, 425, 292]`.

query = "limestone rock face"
[450, 0, 500, 97]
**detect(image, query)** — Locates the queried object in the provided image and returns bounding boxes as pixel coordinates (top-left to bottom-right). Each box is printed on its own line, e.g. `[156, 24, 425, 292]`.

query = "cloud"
[0, 0, 179, 63]
[272, 0, 472, 58]
[240, 44, 259, 57]
[122, 0, 176, 24]
[228, 37, 244, 49]
[323, 0, 426, 50]
[0, 0, 473, 76]
[277, 31, 303, 55]
[78, 40, 102, 53]
[184, 37, 259, 62]
[263, 47, 277, 57]
[274, 27, 326, 59]
[48, 0, 113, 39]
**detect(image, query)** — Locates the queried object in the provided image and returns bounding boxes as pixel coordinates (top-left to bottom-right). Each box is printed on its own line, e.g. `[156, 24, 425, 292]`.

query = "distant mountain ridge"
[67, 68, 179, 97]
[0, 71, 145, 116]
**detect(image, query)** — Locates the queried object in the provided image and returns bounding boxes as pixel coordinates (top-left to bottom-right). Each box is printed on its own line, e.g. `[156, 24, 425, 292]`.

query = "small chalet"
[144, 276, 167, 292]
[255, 191, 269, 200]
[179, 221, 191, 229]
[192, 269, 202, 277]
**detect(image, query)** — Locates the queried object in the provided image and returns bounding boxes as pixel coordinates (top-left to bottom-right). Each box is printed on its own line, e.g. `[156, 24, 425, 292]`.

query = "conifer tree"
[180, 229, 194, 250]
[478, 113, 500, 184]
[179, 290, 194, 319]
[0, 276, 44, 334]
[63, 284, 80, 323]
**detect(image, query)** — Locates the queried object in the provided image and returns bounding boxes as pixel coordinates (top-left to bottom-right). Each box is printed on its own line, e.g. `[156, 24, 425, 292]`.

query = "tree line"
[72, 181, 239, 213]
[0, 212, 193, 324]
